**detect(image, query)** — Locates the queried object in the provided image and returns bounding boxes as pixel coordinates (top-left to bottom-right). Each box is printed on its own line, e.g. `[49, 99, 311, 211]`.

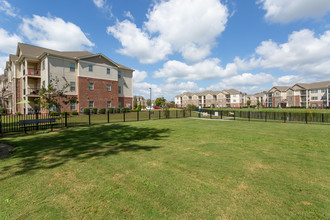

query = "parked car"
[146, 106, 153, 110]
[153, 106, 162, 109]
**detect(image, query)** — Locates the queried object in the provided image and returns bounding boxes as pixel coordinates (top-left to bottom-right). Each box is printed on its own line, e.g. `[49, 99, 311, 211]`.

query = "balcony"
[24, 68, 41, 77]
[26, 88, 40, 97]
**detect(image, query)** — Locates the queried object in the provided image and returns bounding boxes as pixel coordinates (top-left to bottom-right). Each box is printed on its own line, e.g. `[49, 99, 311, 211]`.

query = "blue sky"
[1, 0, 330, 100]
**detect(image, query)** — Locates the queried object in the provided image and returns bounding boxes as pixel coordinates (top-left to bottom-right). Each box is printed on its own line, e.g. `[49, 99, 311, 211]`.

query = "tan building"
[1, 43, 134, 114]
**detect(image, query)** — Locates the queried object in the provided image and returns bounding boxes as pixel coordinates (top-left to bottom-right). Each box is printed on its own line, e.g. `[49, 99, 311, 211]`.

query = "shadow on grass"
[0, 123, 170, 180]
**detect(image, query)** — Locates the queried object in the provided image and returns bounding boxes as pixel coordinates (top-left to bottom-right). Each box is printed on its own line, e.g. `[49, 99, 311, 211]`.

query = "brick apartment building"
[1, 43, 134, 114]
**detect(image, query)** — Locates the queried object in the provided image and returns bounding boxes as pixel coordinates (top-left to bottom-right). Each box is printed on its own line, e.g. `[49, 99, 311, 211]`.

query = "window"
[321, 88, 326, 93]
[107, 84, 111, 91]
[321, 96, 326, 100]
[312, 103, 318, 107]
[107, 101, 111, 108]
[233, 100, 236, 102]
[118, 101, 122, 108]
[89, 82, 94, 90]
[219, 95, 223, 98]
[183, 97, 187, 99]
[107, 68, 110, 74]
[288, 91, 293, 95]
[118, 71, 121, 78]
[89, 65, 93, 72]
[89, 101, 94, 108]
[70, 62, 75, 72]
[288, 97, 293, 101]
[70, 103, 76, 110]
[118, 86, 121, 94]
[207, 95, 212, 99]
[276, 92, 280, 95]
[219, 100, 223, 103]
[311, 89, 318, 93]
[42, 60, 45, 70]
[70, 82, 76, 92]
[311, 96, 318, 100]
[193, 96, 197, 99]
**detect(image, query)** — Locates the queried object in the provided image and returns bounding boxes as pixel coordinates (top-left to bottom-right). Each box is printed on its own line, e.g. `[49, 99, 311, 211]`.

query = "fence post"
[65, 112, 68, 127]
[0, 115, 3, 137]
[149, 110, 151, 120]
[274, 112, 276, 121]
[123, 111, 126, 122]
[221, 111, 223, 119]
[107, 110, 110, 123]
[89, 110, 91, 125]
[265, 112, 267, 122]
[210, 110, 212, 119]
[190, 110, 191, 117]
[36, 112, 39, 130]
[176, 110, 178, 118]
[322, 113, 324, 123]
[284, 112, 286, 123]
[183, 110, 186, 118]
[248, 111, 250, 121]
[234, 111, 235, 120]
[159, 111, 161, 119]
[289, 112, 291, 122]
[305, 113, 308, 124]
[137, 111, 139, 121]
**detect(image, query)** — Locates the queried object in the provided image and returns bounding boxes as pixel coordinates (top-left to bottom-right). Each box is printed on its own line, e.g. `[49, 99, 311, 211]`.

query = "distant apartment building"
[1, 43, 134, 114]
[246, 92, 267, 107]
[267, 81, 330, 108]
[175, 89, 248, 108]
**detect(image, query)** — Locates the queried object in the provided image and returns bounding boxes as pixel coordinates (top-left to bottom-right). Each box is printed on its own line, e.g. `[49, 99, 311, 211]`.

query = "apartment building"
[1, 43, 134, 114]
[175, 89, 246, 108]
[246, 92, 267, 107]
[266, 81, 330, 108]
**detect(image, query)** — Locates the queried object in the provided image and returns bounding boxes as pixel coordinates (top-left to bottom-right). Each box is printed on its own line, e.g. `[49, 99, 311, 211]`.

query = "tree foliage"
[38, 78, 78, 113]
[155, 97, 166, 106]
[247, 100, 251, 106]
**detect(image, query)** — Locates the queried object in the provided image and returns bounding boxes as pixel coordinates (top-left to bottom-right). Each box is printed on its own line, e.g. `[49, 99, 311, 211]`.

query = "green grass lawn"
[1, 119, 329, 219]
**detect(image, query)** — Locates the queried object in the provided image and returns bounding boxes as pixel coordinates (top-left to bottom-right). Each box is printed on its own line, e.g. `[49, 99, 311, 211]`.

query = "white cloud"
[0, 56, 8, 75]
[154, 58, 237, 82]
[0, 28, 22, 54]
[235, 29, 330, 80]
[93, 0, 106, 8]
[107, 20, 172, 64]
[0, 0, 17, 17]
[258, 0, 330, 23]
[207, 72, 273, 93]
[107, 0, 228, 63]
[133, 70, 148, 83]
[20, 15, 94, 51]
[124, 11, 134, 21]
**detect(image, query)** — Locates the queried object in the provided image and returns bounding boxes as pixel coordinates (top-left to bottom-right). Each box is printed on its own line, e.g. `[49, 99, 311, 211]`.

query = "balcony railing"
[24, 69, 41, 76]
[26, 88, 40, 96]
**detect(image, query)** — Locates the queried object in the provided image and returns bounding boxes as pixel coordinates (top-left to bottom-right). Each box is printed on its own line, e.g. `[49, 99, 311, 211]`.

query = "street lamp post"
[149, 88, 152, 109]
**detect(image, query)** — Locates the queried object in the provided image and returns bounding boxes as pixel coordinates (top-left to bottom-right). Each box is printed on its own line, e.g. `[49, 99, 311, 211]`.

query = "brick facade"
[77, 76, 119, 110]
[119, 97, 133, 108]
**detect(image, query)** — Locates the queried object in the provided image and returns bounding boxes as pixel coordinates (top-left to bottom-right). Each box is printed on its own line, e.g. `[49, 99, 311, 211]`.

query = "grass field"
[0, 119, 329, 219]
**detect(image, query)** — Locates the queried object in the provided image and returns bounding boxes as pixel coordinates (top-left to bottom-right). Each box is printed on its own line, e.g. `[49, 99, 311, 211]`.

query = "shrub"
[122, 107, 129, 112]
[92, 108, 98, 114]
[16, 112, 22, 115]
[108, 108, 114, 114]
[84, 108, 90, 115]
[138, 104, 142, 111]
[72, 110, 78, 115]
[50, 111, 59, 116]
[0, 107, 6, 114]
[116, 108, 121, 113]
[61, 111, 69, 116]
[99, 108, 106, 114]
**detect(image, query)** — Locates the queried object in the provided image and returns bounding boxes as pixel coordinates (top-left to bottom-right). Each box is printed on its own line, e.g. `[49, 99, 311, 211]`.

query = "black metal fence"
[194, 109, 330, 124]
[0, 110, 192, 136]
[1, 109, 329, 136]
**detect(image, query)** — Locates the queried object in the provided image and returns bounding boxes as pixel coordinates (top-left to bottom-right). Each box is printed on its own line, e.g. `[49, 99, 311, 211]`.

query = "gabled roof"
[268, 86, 289, 93]
[293, 81, 330, 90]
[223, 89, 241, 95]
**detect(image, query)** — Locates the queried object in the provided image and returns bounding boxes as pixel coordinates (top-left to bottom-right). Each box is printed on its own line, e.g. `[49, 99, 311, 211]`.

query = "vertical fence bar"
[0, 115, 3, 136]
[322, 113, 324, 123]
[123, 111, 126, 122]
[183, 110, 186, 118]
[176, 110, 178, 118]
[149, 111, 151, 120]
[210, 110, 212, 119]
[159, 111, 161, 119]
[234, 111, 235, 120]
[89, 111, 91, 125]
[265, 112, 267, 122]
[221, 111, 223, 119]
[289, 112, 291, 122]
[65, 112, 68, 127]
[305, 113, 308, 124]
[284, 112, 286, 123]
[36, 112, 39, 130]
[274, 112, 276, 121]
[107, 110, 110, 123]
[248, 111, 250, 121]
[137, 111, 139, 121]
[190, 110, 191, 117]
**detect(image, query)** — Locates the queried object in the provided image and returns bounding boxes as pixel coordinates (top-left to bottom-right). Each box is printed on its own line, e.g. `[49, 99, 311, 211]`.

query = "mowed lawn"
[0, 119, 329, 219]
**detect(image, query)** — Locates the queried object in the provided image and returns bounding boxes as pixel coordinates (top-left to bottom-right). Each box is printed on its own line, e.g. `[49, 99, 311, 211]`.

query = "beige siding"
[118, 69, 133, 98]
[48, 56, 77, 95]
[78, 60, 118, 81]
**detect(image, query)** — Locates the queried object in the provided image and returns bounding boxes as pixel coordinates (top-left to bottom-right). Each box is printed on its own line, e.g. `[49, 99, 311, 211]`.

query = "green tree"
[138, 103, 142, 111]
[146, 99, 151, 107]
[256, 100, 261, 108]
[247, 100, 251, 106]
[133, 101, 138, 109]
[155, 97, 166, 106]
[38, 78, 78, 113]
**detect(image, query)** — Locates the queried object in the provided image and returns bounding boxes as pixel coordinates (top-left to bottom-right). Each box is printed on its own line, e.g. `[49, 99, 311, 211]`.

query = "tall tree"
[155, 97, 166, 106]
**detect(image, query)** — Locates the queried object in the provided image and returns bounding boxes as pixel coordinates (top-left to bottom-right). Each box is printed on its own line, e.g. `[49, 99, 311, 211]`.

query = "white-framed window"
[321, 88, 326, 93]
[107, 68, 110, 74]
[183, 97, 187, 99]
[311, 97, 318, 100]
[312, 103, 318, 107]
[288, 91, 293, 95]
[311, 89, 318, 93]
[275, 92, 280, 95]
[70, 103, 76, 110]
[118, 101, 122, 108]
[233, 105, 236, 107]
[118, 71, 121, 78]
[89, 65, 93, 72]
[89, 82, 94, 90]
[118, 86, 121, 94]
[219, 95, 223, 98]
[107, 84, 111, 91]
[207, 95, 212, 99]
[107, 101, 111, 108]
[89, 101, 94, 108]
[70, 82, 75, 92]
[70, 62, 75, 72]
[220, 100, 223, 103]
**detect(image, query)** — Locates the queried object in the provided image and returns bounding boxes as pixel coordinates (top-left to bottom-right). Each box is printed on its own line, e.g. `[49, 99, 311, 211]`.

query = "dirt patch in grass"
[0, 143, 14, 159]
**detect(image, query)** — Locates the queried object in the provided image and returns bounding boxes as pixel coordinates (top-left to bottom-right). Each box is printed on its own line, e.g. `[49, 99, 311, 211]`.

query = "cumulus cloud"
[107, 0, 228, 63]
[235, 29, 330, 80]
[93, 0, 113, 17]
[93, 0, 106, 8]
[107, 20, 172, 63]
[0, 28, 22, 54]
[154, 58, 237, 82]
[0, 0, 17, 17]
[20, 15, 94, 51]
[124, 11, 134, 21]
[0, 56, 8, 76]
[133, 70, 148, 83]
[257, 0, 330, 23]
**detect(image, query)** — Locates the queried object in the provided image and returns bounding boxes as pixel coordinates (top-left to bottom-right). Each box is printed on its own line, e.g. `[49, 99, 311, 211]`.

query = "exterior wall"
[118, 69, 133, 98]
[48, 56, 77, 96]
[79, 60, 118, 81]
[119, 97, 133, 109]
[77, 76, 119, 111]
